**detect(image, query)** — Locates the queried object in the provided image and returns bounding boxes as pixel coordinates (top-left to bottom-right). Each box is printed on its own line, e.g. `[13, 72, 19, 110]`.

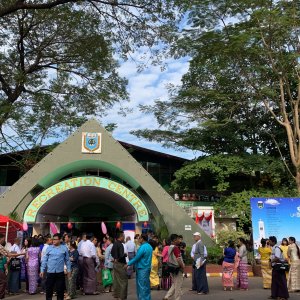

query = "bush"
[185, 246, 193, 265]
[216, 230, 249, 247]
[206, 246, 223, 264]
[184, 245, 223, 265]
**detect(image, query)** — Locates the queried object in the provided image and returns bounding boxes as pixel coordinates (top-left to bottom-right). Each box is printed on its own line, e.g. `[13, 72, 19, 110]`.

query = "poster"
[251, 197, 300, 250]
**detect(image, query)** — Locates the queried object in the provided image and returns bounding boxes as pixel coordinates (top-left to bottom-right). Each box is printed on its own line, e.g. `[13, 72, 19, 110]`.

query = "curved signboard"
[24, 176, 149, 222]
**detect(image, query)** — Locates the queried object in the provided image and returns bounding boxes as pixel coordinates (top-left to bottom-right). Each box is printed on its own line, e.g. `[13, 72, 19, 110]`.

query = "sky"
[102, 54, 200, 160]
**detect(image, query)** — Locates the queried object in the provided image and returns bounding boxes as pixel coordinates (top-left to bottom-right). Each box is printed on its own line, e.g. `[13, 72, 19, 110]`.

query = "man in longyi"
[111, 231, 128, 300]
[79, 234, 99, 295]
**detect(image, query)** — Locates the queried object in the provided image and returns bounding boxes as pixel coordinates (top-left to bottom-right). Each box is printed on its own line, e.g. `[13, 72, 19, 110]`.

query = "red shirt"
[173, 246, 181, 258]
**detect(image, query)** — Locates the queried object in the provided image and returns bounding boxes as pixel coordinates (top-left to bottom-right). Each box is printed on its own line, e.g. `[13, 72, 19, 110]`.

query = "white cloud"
[102, 55, 199, 159]
[265, 199, 280, 206]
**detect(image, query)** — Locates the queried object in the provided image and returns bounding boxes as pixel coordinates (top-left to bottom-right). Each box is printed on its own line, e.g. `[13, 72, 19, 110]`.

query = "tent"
[0, 215, 22, 244]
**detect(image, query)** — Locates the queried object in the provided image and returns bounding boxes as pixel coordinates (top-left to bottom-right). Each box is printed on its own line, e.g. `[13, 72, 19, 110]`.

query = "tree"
[0, 1, 181, 151]
[171, 154, 288, 193]
[134, 0, 300, 192]
[170, 153, 294, 231]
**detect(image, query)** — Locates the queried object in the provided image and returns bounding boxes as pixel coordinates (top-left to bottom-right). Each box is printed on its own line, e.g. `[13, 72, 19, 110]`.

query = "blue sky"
[102, 53, 200, 160]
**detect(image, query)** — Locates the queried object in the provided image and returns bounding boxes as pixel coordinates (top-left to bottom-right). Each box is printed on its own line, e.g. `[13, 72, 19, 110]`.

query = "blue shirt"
[224, 247, 236, 263]
[41, 244, 71, 273]
[127, 242, 152, 269]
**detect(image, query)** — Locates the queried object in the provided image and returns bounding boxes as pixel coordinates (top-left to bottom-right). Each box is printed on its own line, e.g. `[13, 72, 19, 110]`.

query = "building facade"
[0, 119, 214, 246]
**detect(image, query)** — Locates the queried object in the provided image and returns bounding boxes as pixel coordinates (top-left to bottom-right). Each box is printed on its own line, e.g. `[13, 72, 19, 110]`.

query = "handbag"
[10, 258, 21, 271]
[272, 262, 290, 272]
[102, 269, 113, 287]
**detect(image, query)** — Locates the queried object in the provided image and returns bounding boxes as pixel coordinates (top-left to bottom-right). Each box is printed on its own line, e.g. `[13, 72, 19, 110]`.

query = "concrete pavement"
[6, 276, 300, 300]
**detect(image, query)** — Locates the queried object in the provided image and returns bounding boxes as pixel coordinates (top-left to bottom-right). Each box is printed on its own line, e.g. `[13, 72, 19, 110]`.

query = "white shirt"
[271, 245, 284, 266]
[123, 243, 129, 263]
[80, 240, 98, 263]
[10, 243, 21, 254]
[191, 240, 207, 258]
[125, 240, 136, 253]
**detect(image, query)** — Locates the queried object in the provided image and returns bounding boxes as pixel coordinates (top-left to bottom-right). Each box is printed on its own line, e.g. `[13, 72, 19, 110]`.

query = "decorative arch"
[23, 176, 149, 222]
[37, 160, 140, 189]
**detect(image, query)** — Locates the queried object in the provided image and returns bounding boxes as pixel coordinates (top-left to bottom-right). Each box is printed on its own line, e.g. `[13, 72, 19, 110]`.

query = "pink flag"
[50, 222, 58, 234]
[101, 222, 107, 234]
[22, 221, 28, 231]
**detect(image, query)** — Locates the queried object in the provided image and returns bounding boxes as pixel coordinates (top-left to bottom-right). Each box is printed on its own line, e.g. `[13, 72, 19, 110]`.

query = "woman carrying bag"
[103, 237, 114, 293]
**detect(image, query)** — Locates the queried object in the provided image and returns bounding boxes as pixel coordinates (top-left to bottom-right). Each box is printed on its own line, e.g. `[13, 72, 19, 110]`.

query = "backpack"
[9, 258, 21, 271]
[166, 245, 180, 275]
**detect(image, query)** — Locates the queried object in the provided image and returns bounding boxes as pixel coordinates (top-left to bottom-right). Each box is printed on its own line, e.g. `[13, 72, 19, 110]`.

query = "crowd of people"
[0, 230, 299, 300]
[220, 235, 300, 300]
[257, 236, 300, 300]
[0, 230, 189, 300]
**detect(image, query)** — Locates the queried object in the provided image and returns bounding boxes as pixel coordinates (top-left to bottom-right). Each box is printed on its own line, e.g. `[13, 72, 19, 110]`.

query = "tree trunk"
[296, 170, 300, 195]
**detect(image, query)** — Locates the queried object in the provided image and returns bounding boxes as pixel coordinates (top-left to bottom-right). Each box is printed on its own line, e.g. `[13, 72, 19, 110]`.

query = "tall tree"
[134, 0, 300, 191]
[0, 1, 181, 151]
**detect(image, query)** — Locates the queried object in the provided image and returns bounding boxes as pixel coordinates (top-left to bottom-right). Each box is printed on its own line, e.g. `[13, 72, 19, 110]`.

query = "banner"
[191, 207, 215, 238]
[251, 197, 300, 250]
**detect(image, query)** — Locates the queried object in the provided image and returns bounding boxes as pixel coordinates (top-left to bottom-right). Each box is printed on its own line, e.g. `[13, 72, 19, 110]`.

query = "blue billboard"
[251, 197, 300, 250]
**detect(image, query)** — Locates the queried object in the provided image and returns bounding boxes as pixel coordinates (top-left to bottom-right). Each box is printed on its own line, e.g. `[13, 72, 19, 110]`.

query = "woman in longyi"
[258, 239, 272, 289]
[287, 237, 300, 292]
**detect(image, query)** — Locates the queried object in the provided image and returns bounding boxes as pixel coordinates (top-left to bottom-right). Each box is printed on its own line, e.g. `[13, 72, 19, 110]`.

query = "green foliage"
[0, 1, 183, 153]
[171, 154, 287, 192]
[133, 0, 300, 190]
[215, 230, 249, 248]
[104, 123, 118, 133]
[206, 246, 223, 264]
[151, 215, 169, 242]
[185, 245, 193, 265]
[184, 244, 223, 264]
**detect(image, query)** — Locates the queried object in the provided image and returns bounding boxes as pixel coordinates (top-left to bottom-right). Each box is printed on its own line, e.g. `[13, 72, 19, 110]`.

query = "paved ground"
[6, 276, 300, 300]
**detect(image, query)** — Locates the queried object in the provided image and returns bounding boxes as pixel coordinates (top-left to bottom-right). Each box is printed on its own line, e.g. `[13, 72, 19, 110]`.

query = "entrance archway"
[23, 176, 149, 223]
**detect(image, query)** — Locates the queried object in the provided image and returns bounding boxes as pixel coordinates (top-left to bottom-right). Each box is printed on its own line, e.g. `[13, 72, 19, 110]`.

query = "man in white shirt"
[8, 238, 22, 295]
[10, 238, 21, 254]
[192, 232, 209, 295]
[77, 233, 86, 290]
[80, 235, 99, 295]
[190, 232, 208, 293]
[125, 237, 136, 278]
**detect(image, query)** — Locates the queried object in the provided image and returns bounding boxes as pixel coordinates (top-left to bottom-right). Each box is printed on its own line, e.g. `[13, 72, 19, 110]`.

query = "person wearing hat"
[190, 232, 199, 292]
[192, 232, 209, 295]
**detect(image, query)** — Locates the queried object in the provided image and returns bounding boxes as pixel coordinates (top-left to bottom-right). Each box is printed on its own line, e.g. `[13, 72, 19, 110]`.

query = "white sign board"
[185, 225, 192, 231]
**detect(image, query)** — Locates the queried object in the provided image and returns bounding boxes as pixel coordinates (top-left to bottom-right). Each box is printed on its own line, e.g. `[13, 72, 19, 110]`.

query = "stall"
[0, 215, 22, 244]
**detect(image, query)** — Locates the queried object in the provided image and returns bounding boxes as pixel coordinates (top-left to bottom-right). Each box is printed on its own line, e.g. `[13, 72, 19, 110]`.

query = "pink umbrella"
[101, 222, 107, 235]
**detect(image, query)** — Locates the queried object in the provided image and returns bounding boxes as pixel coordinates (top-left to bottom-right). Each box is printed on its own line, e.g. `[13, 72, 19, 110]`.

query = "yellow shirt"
[280, 245, 289, 260]
[258, 246, 271, 260]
